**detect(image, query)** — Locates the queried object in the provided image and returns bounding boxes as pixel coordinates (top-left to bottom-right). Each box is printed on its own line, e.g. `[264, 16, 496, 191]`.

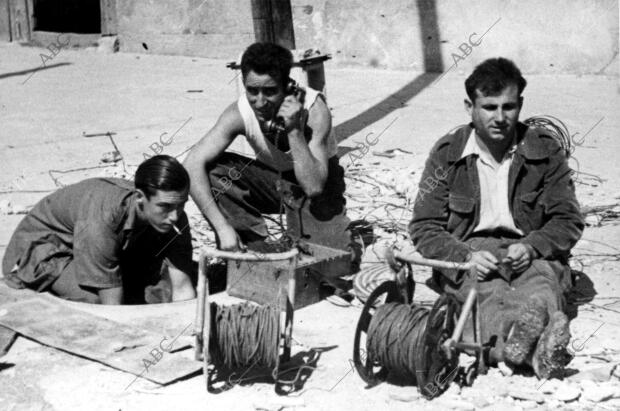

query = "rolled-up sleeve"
[72, 218, 122, 288]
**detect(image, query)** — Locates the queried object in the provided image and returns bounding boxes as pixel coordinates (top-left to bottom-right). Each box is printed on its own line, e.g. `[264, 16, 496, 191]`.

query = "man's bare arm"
[281, 95, 331, 197]
[167, 265, 196, 301]
[183, 103, 245, 250]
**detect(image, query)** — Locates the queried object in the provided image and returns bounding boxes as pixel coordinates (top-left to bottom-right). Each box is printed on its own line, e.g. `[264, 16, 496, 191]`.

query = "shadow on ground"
[566, 269, 597, 320]
[204, 345, 337, 395]
[334, 0, 444, 143]
[0, 62, 72, 81]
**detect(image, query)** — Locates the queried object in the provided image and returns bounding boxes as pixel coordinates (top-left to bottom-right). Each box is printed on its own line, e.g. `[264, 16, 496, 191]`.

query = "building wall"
[291, 0, 619, 74]
[0, 0, 10, 42]
[3, 0, 617, 74]
[116, 0, 254, 59]
[115, 0, 618, 74]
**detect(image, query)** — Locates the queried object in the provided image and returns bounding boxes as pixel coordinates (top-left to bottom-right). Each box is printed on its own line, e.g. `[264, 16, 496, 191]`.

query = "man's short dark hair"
[240, 42, 293, 86]
[135, 155, 190, 198]
[465, 57, 527, 102]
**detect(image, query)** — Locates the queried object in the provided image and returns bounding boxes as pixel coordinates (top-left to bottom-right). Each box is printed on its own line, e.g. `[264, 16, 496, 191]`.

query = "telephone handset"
[264, 79, 306, 134]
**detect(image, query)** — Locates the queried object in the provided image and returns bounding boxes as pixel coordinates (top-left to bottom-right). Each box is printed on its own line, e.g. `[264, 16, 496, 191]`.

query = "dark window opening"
[33, 0, 101, 34]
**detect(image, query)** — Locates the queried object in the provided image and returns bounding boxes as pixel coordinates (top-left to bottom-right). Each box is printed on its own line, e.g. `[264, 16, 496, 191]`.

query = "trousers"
[434, 235, 572, 358]
[207, 152, 351, 251]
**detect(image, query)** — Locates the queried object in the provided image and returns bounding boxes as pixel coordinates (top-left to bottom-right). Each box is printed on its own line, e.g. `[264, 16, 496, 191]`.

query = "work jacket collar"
[447, 122, 550, 162]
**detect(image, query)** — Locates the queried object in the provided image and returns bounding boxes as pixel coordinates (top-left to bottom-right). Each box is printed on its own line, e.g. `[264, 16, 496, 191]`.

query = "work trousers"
[434, 235, 572, 358]
[207, 152, 351, 251]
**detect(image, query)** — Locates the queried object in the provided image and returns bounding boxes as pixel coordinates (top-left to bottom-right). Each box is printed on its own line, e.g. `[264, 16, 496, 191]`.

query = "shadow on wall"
[334, 0, 444, 143]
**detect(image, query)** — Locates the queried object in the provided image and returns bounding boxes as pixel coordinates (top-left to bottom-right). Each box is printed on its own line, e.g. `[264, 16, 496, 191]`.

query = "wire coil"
[354, 281, 460, 399]
[209, 302, 281, 369]
[523, 115, 572, 157]
[366, 302, 429, 382]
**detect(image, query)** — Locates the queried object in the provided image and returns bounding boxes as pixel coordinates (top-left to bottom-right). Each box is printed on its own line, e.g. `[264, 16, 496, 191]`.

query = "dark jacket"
[409, 122, 584, 264]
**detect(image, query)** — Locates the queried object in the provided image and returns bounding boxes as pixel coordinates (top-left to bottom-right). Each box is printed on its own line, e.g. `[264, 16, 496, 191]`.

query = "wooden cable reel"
[353, 246, 488, 399]
[194, 247, 299, 391]
[352, 279, 459, 398]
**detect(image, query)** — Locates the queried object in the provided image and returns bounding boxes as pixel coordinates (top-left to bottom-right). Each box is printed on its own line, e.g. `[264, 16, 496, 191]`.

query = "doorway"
[33, 0, 101, 34]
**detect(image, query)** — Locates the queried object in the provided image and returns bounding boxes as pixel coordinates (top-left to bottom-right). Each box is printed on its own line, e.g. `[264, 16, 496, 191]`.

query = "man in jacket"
[409, 57, 584, 378]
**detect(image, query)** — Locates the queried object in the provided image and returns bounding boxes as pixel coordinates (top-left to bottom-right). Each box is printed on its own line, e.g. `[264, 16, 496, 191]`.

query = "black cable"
[366, 302, 429, 381]
[523, 115, 572, 158]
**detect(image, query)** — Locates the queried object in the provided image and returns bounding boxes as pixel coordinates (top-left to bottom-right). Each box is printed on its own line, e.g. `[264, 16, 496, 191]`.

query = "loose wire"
[523, 115, 572, 158]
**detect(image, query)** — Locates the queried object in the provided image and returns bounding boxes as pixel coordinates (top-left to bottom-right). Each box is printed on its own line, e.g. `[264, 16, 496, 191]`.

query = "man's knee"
[518, 260, 565, 287]
[50, 272, 101, 304]
[513, 260, 568, 314]
[207, 154, 251, 197]
[73, 289, 101, 304]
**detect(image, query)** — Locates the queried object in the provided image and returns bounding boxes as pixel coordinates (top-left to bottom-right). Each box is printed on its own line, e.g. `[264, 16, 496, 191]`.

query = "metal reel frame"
[352, 280, 404, 387]
[416, 294, 460, 399]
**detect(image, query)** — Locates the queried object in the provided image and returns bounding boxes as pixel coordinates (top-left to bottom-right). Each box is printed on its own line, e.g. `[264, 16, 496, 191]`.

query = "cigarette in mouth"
[172, 224, 181, 235]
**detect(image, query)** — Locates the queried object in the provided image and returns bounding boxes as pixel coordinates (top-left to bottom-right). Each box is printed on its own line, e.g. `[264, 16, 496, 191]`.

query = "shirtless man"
[184, 42, 352, 258]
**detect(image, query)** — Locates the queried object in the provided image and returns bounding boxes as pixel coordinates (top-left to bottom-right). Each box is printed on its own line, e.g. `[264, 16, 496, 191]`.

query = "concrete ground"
[0, 42, 619, 410]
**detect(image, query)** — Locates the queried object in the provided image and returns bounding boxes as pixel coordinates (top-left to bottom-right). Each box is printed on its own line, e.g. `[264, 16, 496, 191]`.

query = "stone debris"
[554, 383, 581, 402]
[434, 397, 475, 410]
[97, 36, 120, 53]
[9, 205, 28, 214]
[519, 400, 539, 409]
[569, 363, 616, 382]
[0, 200, 10, 214]
[0, 200, 29, 215]
[458, 352, 477, 369]
[460, 386, 494, 403]
[538, 378, 559, 394]
[613, 364, 620, 380]
[508, 389, 545, 404]
[443, 383, 461, 397]
[498, 361, 514, 376]
[473, 370, 511, 398]
[545, 399, 563, 409]
[388, 386, 420, 402]
[575, 341, 606, 357]
[100, 151, 122, 163]
[469, 396, 490, 408]
[585, 214, 603, 227]
[585, 387, 616, 403]
[108, 341, 145, 353]
[580, 381, 618, 403]
[253, 397, 305, 410]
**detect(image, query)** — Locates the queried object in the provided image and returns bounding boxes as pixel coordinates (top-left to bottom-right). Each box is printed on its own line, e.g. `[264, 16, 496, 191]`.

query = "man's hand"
[277, 95, 305, 133]
[468, 250, 499, 281]
[217, 224, 245, 252]
[503, 243, 537, 273]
